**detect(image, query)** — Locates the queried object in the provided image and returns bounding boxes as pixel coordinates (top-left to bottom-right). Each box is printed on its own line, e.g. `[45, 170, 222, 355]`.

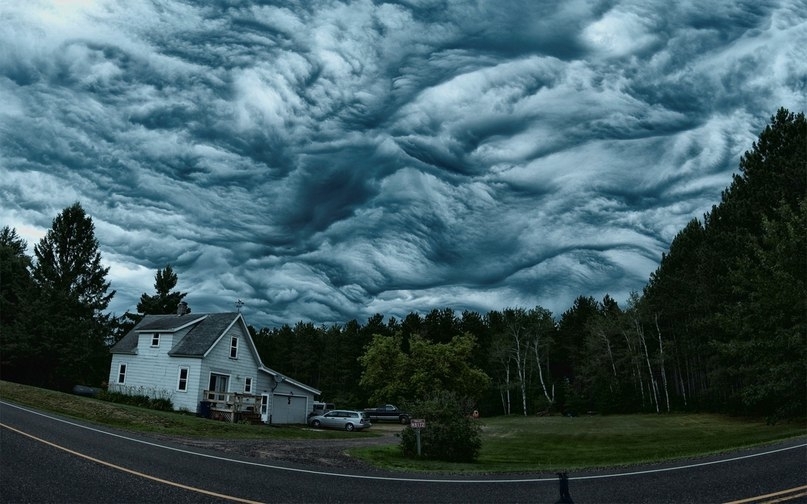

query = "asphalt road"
[1, 401, 805, 503]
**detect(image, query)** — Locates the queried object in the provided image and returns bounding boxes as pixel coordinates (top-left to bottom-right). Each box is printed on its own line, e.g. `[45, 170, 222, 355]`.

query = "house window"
[244, 377, 252, 394]
[151, 333, 160, 347]
[230, 336, 238, 359]
[177, 367, 189, 392]
[118, 363, 127, 384]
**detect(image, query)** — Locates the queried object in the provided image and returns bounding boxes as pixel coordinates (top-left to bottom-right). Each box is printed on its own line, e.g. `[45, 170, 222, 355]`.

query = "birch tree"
[489, 331, 513, 415]
[501, 308, 531, 416]
[654, 314, 671, 413]
[527, 306, 556, 407]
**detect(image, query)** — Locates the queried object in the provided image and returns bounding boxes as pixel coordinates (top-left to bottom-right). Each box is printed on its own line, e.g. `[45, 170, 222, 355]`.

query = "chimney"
[177, 301, 189, 316]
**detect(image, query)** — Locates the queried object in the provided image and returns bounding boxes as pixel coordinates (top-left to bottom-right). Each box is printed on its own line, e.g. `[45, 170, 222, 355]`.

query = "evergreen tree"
[137, 264, 187, 315]
[29, 203, 115, 390]
[641, 108, 806, 418]
[0, 227, 36, 383]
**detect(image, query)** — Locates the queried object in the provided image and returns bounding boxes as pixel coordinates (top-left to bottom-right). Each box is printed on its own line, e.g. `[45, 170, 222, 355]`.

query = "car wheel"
[345, 423, 355, 431]
[400, 416, 409, 424]
[311, 420, 321, 428]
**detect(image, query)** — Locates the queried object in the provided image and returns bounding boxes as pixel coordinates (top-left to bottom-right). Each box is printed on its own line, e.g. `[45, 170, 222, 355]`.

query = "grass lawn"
[2, 380, 803, 472]
[351, 413, 805, 472]
[0, 380, 372, 440]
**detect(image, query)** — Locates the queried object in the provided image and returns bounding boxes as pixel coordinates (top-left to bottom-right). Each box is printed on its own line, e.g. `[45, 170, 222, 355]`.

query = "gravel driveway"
[151, 423, 404, 470]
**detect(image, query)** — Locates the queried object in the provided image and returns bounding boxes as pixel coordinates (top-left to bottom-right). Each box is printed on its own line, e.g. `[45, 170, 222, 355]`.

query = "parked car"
[308, 409, 372, 431]
[308, 401, 335, 419]
[364, 404, 411, 424]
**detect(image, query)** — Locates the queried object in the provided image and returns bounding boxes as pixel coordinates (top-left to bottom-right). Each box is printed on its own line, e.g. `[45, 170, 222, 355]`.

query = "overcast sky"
[2, 0, 805, 328]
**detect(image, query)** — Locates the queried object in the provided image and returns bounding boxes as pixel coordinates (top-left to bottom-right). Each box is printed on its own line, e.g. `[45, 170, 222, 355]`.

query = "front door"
[208, 373, 229, 401]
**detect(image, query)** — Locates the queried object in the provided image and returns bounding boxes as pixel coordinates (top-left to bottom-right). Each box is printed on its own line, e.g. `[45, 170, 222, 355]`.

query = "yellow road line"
[762, 491, 807, 504]
[724, 485, 807, 504]
[0, 422, 264, 504]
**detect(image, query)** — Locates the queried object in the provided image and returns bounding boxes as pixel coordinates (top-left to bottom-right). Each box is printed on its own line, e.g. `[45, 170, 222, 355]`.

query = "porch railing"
[202, 390, 262, 423]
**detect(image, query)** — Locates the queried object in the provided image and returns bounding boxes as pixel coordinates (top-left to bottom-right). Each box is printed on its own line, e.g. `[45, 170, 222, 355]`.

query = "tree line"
[253, 108, 806, 421]
[1, 108, 804, 421]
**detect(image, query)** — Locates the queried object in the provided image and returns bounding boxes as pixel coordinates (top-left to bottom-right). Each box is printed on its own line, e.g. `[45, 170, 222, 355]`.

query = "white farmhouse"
[107, 308, 320, 424]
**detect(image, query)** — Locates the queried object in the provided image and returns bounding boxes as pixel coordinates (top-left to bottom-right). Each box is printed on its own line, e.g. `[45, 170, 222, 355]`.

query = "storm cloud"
[2, 0, 805, 327]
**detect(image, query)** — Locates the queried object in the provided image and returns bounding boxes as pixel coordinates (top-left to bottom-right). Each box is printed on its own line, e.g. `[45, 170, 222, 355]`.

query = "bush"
[98, 389, 173, 412]
[399, 392, 482, 463]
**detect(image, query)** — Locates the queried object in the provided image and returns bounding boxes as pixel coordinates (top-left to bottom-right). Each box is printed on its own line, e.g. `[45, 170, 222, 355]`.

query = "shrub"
[399, 392, 482, 463]
[98, 389, 173, 411]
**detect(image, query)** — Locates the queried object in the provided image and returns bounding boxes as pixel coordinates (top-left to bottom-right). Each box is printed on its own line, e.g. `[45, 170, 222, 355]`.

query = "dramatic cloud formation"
[2, 0, 805, 327]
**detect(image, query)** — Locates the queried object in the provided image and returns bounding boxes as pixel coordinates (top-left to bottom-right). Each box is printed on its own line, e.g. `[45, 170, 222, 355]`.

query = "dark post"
[555, 472, 574, 504]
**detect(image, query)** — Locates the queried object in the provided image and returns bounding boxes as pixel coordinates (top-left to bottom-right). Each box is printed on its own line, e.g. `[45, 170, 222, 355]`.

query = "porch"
[201, 390, 262, 424]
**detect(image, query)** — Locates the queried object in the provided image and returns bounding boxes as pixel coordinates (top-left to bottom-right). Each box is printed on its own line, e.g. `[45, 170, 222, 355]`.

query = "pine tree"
[0, 227, 36, 383]
[29, 203, 115, 390]
[137, 264, 187, 315]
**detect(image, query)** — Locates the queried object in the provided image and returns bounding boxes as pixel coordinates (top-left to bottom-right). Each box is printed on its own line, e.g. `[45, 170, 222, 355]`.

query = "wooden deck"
[203, 390, 262, 424]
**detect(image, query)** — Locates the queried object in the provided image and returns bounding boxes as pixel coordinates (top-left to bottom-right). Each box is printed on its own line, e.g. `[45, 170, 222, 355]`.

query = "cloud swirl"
[2, 0, 805, 326]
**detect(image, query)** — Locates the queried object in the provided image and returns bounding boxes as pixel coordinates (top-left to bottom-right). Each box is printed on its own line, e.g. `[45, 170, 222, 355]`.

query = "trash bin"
[198, 400, 212, 418]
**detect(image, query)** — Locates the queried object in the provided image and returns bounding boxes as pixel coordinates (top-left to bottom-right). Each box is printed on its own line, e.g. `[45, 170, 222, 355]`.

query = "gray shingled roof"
[109, 313, 240, 357]
[169, 313, 239, 357]
[137, 313, 207, 332]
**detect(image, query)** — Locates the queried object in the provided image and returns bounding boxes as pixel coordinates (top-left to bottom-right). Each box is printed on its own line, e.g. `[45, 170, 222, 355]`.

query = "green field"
[2, 381, 804, 472]
[352, 413, 806, 472]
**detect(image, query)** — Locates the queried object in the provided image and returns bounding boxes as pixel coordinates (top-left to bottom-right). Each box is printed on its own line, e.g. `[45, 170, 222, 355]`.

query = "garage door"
[271, 394, 308, 424]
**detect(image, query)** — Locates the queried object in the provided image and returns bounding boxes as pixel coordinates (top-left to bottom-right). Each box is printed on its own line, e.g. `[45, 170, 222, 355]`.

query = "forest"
[1, 108, 804, 422]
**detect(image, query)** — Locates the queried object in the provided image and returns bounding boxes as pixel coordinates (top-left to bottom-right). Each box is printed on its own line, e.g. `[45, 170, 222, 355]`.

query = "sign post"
[410, 418, 426, 456]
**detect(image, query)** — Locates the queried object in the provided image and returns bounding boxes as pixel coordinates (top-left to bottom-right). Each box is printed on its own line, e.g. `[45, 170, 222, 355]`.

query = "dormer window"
[151, 333, 160, 347]
[230, 336, 238, 359]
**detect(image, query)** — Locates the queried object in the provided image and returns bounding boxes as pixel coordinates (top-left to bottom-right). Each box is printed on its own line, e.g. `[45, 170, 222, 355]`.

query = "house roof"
[109, 313, 237, 357]
[137, 313, 208, 332]
[168, 313, 239, 357]
[258, 366, 321, 396]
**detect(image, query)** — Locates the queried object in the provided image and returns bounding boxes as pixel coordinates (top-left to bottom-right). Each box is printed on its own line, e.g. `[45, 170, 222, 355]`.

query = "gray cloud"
[1, 0, 805, 327]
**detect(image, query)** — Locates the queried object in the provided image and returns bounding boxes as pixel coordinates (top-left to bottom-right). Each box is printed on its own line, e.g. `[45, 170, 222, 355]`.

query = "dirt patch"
[152, 423, 405, 470]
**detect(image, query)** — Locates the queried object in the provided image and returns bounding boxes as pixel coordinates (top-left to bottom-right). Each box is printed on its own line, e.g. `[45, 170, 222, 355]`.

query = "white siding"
[109, 330, 177, 397]
[108, 328, 201, 412]
[170, 358, 202, 412]
[199, 323, 261, 399]
[108, 314, 319, 420]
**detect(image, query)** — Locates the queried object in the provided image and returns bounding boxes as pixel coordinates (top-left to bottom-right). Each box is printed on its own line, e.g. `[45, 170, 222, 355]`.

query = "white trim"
[207, 371, 231, 400]
[177, 367, 189, 392]
[229, 336, 238, 359]
[117, 363, 127, 384]
[258, 366, 321, 396]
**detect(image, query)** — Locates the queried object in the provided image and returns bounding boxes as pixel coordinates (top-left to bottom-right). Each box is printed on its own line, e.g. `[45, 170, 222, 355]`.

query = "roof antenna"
[235, 299, 244, 313]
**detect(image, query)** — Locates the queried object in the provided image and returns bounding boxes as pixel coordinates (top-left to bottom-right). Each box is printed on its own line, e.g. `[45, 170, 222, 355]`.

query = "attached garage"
[269, 393, 309, 424]
[258, 368, 319, 425]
